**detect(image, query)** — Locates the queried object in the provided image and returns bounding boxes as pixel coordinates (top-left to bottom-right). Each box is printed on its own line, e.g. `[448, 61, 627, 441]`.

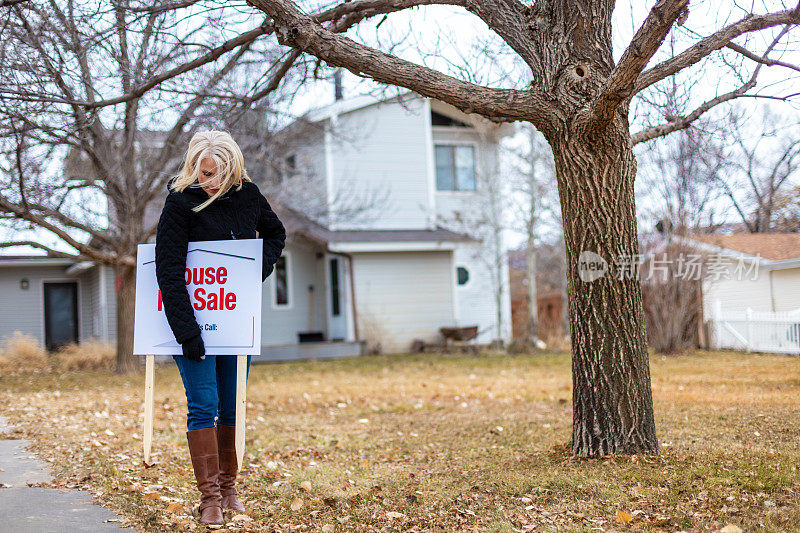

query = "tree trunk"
[114, 263, 139, 374]
[551, 121, 658, 457]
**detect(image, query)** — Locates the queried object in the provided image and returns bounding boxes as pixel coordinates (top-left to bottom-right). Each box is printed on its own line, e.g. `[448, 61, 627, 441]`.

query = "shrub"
[53, 339, 116, 371]
[0, 331, 50, 374]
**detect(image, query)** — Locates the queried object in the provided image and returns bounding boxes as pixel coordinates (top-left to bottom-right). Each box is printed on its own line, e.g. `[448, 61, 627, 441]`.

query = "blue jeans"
[173, 354, 252, 431]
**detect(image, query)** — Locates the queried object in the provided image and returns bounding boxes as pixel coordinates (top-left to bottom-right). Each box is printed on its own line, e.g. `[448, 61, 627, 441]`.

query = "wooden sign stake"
[143, 354, 155, 465]
[235, 354, 247, 468]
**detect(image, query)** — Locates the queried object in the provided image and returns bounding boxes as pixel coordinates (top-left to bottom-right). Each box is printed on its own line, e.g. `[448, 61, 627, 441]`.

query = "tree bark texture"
[114, 264, 139, 374]
[550, 120, 658, 456]
[522, 0, 658, 456]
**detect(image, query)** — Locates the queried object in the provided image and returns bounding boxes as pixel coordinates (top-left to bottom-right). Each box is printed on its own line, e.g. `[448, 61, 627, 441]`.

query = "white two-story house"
[0, 91, 512, 359]
[265, 90, 513, 354]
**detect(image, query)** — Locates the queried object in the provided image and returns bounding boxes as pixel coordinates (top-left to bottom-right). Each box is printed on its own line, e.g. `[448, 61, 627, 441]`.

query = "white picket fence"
[709, 301, 800, 354]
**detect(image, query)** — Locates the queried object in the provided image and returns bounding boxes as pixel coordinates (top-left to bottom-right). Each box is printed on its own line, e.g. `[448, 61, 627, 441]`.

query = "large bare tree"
[0, 0, 393, 372]
[239, 0, 800, 456]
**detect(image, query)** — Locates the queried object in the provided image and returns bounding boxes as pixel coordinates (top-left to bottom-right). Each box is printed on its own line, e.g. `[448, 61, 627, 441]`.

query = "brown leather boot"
[186, 427, 224, 528]
[216, 424, 246, 512]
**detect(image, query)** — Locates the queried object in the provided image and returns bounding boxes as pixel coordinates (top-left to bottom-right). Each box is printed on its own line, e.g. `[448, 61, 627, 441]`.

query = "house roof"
[278, 206, 476, 246]
[299, 90, 514, 136]
[303, 90, 415, 123]
[0, 255, 76, 267]
[685, 233, 800, 261]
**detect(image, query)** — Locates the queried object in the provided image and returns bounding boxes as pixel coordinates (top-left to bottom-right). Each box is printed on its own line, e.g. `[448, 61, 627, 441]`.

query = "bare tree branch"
[247, 0, 553, 125]
[589, 0, 688, 131]
[725, 40, 800, 74]
[0, 240, 81, 259]
[0, 195, 129, 264]
[0, 23, 275, 109]
[634, 7, 800, 94]
[129, 1, 200, 14]
[4, 0, 474, 110]
[632, 87, 751, 145]
[632, 26, 793, 145]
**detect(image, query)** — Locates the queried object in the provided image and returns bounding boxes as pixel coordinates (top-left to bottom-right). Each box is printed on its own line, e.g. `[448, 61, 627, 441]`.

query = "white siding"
[0, 266, 78, 347]
[430, 117, 512, 344]
[769, 268, 800, 312]
[702, 260, 773, 315]
[260, 240, 327, 345]
[329, 96, 433, 230]
[102, 265, 118, 340]
[78, 268, 96, 340]
[351, 251, 455, 353]
[453, 242, 512, 343]
[79, 264, 115, 341]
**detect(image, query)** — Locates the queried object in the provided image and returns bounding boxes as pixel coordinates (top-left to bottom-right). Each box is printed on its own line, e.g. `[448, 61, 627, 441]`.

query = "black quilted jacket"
[154, 178, 286, 344]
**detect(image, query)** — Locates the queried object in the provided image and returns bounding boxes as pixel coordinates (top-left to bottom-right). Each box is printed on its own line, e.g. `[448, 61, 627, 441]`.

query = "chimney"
[333, 69, 343, 101]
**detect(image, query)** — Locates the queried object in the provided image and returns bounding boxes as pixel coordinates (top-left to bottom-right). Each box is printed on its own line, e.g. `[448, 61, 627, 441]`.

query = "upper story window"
[431, 110, 470, 127]
[276, 154, 296, 183]
[435, 144, 476, 191]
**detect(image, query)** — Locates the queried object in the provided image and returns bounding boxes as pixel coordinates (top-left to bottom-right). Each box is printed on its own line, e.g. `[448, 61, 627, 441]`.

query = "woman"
[155, 130, 286, 527]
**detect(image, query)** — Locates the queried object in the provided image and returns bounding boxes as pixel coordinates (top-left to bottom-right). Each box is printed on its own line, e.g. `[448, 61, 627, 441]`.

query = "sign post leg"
[143, 354, 155, 465]
[235, 354, 247, 468]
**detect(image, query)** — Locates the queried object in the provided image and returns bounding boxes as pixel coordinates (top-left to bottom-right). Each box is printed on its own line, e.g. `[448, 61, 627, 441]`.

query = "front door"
[44, 282, 79, 351]
[327, 257, 348, 340]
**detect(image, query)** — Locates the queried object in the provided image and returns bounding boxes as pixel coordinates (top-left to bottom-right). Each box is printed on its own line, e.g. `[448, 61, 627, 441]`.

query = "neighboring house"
[680, 233, 800, 315]
[675, 233, 800, 353]
[0, 256, 116, 351]
[0, 91, 513, 358]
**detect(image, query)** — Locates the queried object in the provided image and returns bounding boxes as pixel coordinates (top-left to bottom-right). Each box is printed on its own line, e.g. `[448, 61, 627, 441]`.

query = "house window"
[435, 145, 475, 191]
[330, 258, 341, 316]
[274, 255, 289, 306]
[277, 154, 296, 183]
[456, 266, 469, 285]
[431, 110, 470, 127]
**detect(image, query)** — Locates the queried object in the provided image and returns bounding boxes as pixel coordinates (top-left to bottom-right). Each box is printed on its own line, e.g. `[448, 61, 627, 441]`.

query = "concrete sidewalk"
[0, 417, 134, 533]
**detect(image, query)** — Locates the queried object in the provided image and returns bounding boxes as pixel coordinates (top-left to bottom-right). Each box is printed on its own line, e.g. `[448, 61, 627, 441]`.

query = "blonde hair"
[171, 130, 251, 212]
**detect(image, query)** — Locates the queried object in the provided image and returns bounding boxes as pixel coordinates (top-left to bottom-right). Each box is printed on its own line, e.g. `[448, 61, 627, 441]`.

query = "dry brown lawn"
[1, 349, 798, 532]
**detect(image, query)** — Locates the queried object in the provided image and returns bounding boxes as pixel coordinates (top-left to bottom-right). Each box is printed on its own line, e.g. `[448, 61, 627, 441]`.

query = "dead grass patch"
[53, 340, 116, 371]
[0, 350, 798, 532]
[0, 331, 50, 374]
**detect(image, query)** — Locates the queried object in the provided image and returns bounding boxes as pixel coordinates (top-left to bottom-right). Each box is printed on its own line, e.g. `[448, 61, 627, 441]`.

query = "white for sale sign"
[133, 239, 262, 355]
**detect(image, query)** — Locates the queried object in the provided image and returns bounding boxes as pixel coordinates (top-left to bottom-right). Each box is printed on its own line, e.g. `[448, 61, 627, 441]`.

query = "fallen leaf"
[166, 502, 183, 513]
[322, 525, 334, 533]
[323, 497, 337, 507]
[291, 498, 303, 511]
[300, 480, 312, 492]
[232, 514, 253, 522]
[615, 510, 632, 523]
[143, 492, 161, 501]
[719, 526, 743, 533]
